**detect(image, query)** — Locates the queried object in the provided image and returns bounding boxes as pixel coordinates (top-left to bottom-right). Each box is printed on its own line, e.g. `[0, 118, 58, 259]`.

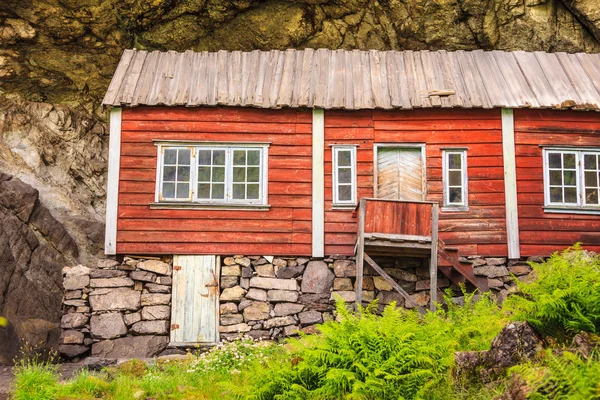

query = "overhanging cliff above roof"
[102, 48, 600, 111]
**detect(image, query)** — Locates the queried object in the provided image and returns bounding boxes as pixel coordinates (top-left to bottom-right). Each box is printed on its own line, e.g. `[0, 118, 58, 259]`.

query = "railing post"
[355, 198, 366, 308]
[429, 203, 439, 312]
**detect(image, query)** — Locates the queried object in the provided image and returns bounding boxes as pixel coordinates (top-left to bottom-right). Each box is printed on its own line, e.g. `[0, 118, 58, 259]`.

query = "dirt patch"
[0, 362, 85, 398]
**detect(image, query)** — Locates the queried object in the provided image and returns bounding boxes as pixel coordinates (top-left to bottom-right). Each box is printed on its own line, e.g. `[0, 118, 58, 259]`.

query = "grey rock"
[283, 325, 300, 336]
[240, 277, 250, 290]
[92, 336, 169, 358]
[89, 269, 126, 279]
[123, 312, 141, 326]
[96, 259, 121, 269]
[64, 290, 82, 299]
[157, 276, 172, 285]
[298, 293, 331, 311]
[333, 278, 353, 291]
[384, 268, 418, 282]
[222, 265, 242, 276]
[131, 320, 169, 335]
[264, 316, 296, 329]
[219, 323, 251, 333]
[296, 257, 310, 265]
[333, 260, 356, 277]
[64, 265, 89, 277]
[90, 312, 127, 339]
[274, 303, 304, 316]
[255, 264, 275, 277]
[267, 290, 299, 303]
[137, 260, 172, 276]
[486, 258, 507, 266]
[220, 302, 238, 315]
[235, 257, 252, 267]
[330, 290, 355, 302]
[145, 284, 171, 293]
[276, 265, 305, 279]
[245, 330, 270, 340]
[142, 305, 171, 320]
[488, 278, 504, 288]
[64, 299, 87, 307]
[220, 276, 239, 289]
[473, 265, 510, 278]
[61, 330, 84, 344]
[298, 310, 322, 325]
[64, 274, 89, 290]
[130, 270, 157, 283]
[243, 302, 270, 321]
[246, 288, 267, 301]
[89, 288, 141, 311]
[241, 267, 253, 278]
[376, 291, 405, 306]
[141, 293, 171, 306]
[508, 265, 532, 276]
[61, 313, 88, 329]
[250, 277, 298, 291]
[59, 344, 89, 358]
[90, 277, 134, 288]
[238, 299, 253, 311]
[301, 261, 335, 293]
[221, 314, 244, 326]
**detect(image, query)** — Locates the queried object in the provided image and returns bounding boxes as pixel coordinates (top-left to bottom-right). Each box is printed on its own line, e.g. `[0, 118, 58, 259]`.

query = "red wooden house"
[102, 49, 600, 343]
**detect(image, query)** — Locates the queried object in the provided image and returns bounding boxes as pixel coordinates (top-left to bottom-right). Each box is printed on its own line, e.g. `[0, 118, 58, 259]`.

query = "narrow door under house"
[171, 255, 220, 344]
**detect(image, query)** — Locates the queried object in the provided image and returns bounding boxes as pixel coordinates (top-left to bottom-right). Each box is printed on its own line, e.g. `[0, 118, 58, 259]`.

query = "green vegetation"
[11, 246, 600, 399]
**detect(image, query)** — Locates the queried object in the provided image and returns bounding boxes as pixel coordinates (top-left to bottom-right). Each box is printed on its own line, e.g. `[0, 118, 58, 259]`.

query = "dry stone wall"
[59, 257, 173, 360]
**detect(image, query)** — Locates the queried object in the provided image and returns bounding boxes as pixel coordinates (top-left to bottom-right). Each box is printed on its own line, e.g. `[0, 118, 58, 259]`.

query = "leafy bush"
[244, 293, 504, 400]
[505, 245, 600, 342]
[511, 350, 600, 399]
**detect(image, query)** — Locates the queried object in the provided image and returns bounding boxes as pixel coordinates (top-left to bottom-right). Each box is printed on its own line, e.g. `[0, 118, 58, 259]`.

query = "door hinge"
[174, 266, 182, 271]
[171, 324, 179, 330]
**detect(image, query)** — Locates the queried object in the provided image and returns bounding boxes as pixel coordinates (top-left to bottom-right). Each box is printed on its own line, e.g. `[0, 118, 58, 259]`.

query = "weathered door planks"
[170, 255, 220, 344]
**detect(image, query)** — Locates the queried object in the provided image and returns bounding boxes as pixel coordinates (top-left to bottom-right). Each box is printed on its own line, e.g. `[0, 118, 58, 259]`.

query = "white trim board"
[312, 109, 325, 258]
[104, 107, 122, 255]
[501, 108, 520, 259]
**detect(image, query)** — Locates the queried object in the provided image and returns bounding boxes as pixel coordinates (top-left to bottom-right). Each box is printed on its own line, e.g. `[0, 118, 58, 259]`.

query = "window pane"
[233, 150, 246, 165]
[176, 183, 189, 199]
[564, 187, 577, 203]
[338, 168, 351, 184]
[549, 170, 562, 185]
[233, 167, 246, 183]
[338, 185, 351, 201]
[213, 150, 226, 165]
[338, 150, 351, 167]
[162, 183, 175, 198]
[177, 166, 190, 182]
[586, 189, 599, 205]
[584, 154, 597, 170]
[585, 171, 598, 187]
[449, 170, 462, 186]
[178, 149, 191, 165]
[247, 150, 260, 166]
[212, 166, 225, 182]
[198, 166, 210, 182]
[247, 184, 259, 199]
[232, 184, 245, 199]
[212, 184, 225, 200]
[548, 153, 561, 168]
[163, 166, 176, 181]
[550, 187, 562, 203]
[448, 153, 462, 169]
[449, 187, 462, 203]
[198, 150, 211, 165]
[247, 167, 260, 183]
[164, 149, 177, 164]
[563, 170, 576, 186]
[197, 183, 210, 199]
[563, 153, 576, 169]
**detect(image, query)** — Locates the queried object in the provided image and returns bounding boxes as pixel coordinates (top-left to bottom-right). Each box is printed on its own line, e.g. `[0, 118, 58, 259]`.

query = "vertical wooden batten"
[501, 108, 520, 259]
[105, 107, 122, 255]
[312, 108, 325, 257]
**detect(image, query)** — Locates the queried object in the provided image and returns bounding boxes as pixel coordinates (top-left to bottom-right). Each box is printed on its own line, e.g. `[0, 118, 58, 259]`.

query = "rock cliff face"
[0, 0, 599, 361]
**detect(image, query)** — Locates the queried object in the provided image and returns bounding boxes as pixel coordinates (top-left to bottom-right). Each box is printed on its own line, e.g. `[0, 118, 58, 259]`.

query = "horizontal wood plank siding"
[117, 106, 312, 255]
[324, 109, 507, 256]
[514, 109, 600, 256]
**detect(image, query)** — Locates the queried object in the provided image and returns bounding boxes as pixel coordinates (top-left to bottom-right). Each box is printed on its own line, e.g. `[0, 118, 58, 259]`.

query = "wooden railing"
[358, 198, 437, 238]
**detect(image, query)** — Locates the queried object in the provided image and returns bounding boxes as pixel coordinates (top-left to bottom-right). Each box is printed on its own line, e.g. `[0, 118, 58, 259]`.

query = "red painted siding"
[324, 109, 507, 256]
[117, 106, 312, 256]
[515, 109, 600, 256]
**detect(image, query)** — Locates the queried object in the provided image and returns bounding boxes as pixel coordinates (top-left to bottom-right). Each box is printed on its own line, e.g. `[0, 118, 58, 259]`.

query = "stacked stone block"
[59, 257, 173, 359]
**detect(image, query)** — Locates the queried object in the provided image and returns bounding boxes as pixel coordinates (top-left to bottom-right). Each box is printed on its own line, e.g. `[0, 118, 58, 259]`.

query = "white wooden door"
[376, 147, 425, 200]
[170, 255, 220, 344]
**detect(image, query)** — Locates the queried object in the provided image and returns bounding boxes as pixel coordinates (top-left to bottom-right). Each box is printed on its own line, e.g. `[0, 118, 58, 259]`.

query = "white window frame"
[332, 145, 357, 207]
[442, 149, 468, 211]
[155, 142, 269, 207]
[543, 147, 600, 213]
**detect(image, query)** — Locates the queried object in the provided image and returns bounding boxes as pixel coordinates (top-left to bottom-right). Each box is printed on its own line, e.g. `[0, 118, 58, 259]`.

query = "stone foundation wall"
[59, 257, 173, 360]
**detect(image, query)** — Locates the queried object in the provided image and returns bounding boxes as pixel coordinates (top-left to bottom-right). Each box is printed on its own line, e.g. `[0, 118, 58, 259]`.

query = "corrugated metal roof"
[102, 48, 600, 111]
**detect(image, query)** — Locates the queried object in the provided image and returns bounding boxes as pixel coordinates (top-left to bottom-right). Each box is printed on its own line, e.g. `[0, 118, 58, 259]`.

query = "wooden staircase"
[437, 239, 489, 292]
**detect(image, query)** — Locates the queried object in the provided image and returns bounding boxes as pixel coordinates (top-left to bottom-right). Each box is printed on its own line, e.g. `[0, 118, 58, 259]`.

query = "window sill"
[543, 206, 600, 216]
[332, 204, 357, 210]
[441, 206, 470, 212]
[149, 202, 271, 211]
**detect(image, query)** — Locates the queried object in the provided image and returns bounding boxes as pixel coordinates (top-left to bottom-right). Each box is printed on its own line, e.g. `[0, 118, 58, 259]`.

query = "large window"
[544, 148, 600, 210]
[156, 143, 268, 205]
[442, 149, 468, 210]
[332, 145, 357, 206]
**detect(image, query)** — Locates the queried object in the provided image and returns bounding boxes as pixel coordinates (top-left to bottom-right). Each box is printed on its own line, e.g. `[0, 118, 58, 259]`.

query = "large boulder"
[90, 313, 127, 339]
[89, 288, 141, 311]
[91, 336, 169, 358]
[301, 261, 335, 294]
